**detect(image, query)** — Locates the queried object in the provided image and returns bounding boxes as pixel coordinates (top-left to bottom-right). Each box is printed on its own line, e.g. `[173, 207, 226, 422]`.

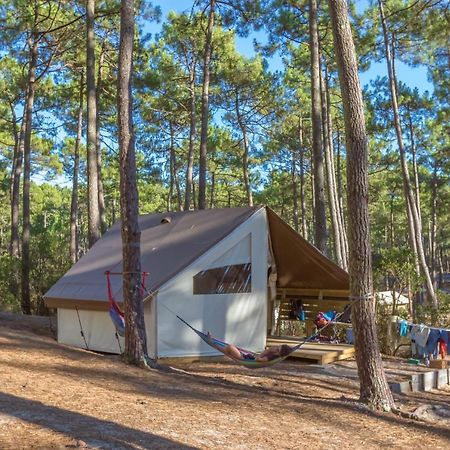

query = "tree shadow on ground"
[0, 392, 198, 450]
[3, 326, 450, 445]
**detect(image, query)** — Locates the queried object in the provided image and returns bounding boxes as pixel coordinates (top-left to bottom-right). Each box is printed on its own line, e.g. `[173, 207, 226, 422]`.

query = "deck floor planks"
[266, 336, 355, 364]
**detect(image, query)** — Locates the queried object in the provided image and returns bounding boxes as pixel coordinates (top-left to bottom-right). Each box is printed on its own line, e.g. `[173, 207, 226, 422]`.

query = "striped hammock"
[176, 315, 304, 369]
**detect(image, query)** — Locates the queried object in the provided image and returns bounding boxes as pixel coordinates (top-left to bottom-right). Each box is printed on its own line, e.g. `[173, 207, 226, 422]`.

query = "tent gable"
[267, 207, 349, 290]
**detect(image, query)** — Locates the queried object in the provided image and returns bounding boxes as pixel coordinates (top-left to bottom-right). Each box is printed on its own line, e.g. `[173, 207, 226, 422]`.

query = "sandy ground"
[0, 313, 449, 450]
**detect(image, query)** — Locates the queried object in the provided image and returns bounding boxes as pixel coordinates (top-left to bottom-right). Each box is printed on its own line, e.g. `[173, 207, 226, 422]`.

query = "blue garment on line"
[399, 320, 409, 337]
[323, 311, 337, 321]
[426, 329, 441, 356]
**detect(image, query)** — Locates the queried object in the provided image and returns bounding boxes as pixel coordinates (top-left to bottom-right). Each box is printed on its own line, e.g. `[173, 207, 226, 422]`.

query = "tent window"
[193, 263, 252, 295]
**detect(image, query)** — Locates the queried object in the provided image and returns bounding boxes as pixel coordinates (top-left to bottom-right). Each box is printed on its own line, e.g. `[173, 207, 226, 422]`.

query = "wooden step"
[266, 337, 355, 364]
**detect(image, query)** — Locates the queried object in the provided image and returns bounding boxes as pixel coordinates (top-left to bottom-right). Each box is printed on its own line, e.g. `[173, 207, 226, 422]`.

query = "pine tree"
[328, 0, 395, 411]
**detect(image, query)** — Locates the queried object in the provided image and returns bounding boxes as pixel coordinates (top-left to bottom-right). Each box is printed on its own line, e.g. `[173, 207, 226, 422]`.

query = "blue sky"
[146, 0, 433, 94]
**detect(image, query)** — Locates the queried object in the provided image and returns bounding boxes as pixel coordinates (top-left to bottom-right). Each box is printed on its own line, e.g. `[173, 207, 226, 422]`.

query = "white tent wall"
[155, 208, 268, 358]
[57, 308, 124, 353]
[145, 296, 157, 359]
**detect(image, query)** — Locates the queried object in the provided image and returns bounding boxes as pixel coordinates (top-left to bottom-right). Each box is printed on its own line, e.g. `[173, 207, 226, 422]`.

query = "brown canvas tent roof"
[45, 206, 349, 310]
[266, 208, 349, 290]
[45, 207, 259, 309]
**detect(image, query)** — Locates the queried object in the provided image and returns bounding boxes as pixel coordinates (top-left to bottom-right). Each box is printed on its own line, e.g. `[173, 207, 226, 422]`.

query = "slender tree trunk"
[241, 129, 253, 206]
[209, 172, 215, 208]
[174, 167, 182, 211]
[326, 66, 348, 268]
[70, 71, 84, 264]
[22, 8, 39, 315]
[336, 127, 349, 258]
[320, 57, 343, 266]
[437, 247, 444, 289]
[407, 196, 420, 275]
[168, 121, 175, 211]
[168, 122, 182, 211]
[309, 0, 327, 253]
[299, 118, 308, 238]
[96, 43, 107, 234]
[10, 107, 26, 258]
[389, 194, 395, 247]
[430, 164, 437, 290]
[235, 91, 253, 206]
[378, 0, 437, 306]
[118, 0, 149, 366]
[192, 181, 197, 209]
[184, 61, 196, 211]
[86, 0, 101, 247]
[407, 106, 421, 228]
[198, 0, 215, 210]
[9, 103, 19, 202]
[329, 0, 395, 411]
[292, 150, 299, 232]
[310, 146, 315, 233]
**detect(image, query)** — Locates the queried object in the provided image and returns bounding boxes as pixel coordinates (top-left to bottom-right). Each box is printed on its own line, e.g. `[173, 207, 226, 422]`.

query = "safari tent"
[44, 206, 350, 360]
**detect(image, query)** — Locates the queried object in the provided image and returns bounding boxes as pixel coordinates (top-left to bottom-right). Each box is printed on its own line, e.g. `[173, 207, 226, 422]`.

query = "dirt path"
[0, 314, 449, 449]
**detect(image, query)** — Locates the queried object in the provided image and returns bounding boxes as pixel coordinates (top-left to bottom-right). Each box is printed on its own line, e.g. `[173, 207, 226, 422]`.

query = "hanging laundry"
[440, 330, 450, 355]
[398, 319, 409, 337]
[410, 324, 430, 358]
[426, 328, 442, 356]
[438, 338, 447, 359]
[411, 324, 430, 347]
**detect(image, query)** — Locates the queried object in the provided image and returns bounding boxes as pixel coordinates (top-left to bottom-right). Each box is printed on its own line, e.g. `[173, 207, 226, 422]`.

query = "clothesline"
[396, 318, 450, 333]
[396, 318, 449, 359]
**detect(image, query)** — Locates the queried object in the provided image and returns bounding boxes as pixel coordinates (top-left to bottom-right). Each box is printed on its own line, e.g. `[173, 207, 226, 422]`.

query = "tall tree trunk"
[299, 118, 308, 238]
[437, 247, 444, 289]
[10, 106, 26, 258]
[198, 0, 215, 210]
[235, 91, 253, 206]
[310, 146, 315, 236]
[168, 121, 175, 211]
[9, 103, 19, 201]
[192, 181, 197, 210]
[96, 43, 107, 233]
[118, 0, 149, 366]
[292, 150, 299, 232]
[329, 0, 394, 411]
[430, 163, 437, 290]
[309, 0, 327, 253]
[70, 71, 84, 264]
[325, 65, 348, 268]
[336, 126, 349, 258]
[86, 0, 101, 247]
[378, 0, 437, 306]
[184, 61, 196, 211]
[241, 129, 253, 206]
[209, 172, 215, 208]
[320, 57, 343, 266]
[389, 193, 395, 247]
[22, 6, 39, 315]
[174, 166, 182, 211]
[407, 105, 422, 228]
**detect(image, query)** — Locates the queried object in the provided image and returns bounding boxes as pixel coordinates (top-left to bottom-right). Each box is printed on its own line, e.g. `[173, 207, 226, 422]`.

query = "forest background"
[0, 0, 448, 320]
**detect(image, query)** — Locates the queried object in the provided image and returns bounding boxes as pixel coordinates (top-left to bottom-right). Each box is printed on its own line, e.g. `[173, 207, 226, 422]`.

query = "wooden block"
[429, 359, 448, 369]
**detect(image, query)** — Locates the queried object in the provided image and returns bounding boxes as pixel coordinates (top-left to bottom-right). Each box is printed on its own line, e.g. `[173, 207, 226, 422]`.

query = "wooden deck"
[267, 336, 355, 365]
